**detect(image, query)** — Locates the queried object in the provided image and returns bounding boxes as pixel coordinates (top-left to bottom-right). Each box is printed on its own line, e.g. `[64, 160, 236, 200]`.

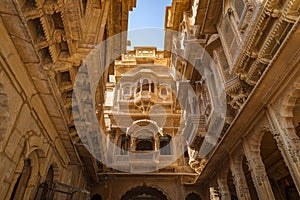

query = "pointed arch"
[9, 142, 46, 200]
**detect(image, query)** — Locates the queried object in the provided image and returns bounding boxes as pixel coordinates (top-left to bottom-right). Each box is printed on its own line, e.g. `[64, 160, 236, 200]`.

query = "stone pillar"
[131, 137, 136, 151]
[230, 151, 251, 200]
[107, 134, 114, 163]
[266, 105, 300, 194]
[243, 139, 275, 199]
[217, 170, 231, 200]
[154, 136, 159, 151]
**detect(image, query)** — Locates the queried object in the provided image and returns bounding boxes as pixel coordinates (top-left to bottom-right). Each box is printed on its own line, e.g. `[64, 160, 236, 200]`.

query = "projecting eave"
[195, 0, 222, 34]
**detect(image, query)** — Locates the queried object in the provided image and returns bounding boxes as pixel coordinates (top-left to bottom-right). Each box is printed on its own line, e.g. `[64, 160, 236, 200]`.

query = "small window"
[120, 134, 130, 155]
[161, 87, 168, 96]
[136, 81, 141, 93]
[142, 79, 149, 91]
[123, 86, 131, 95]
[150, 82, 154, 93]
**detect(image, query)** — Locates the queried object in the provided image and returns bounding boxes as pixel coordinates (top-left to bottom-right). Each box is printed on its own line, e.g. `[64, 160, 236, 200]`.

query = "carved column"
[243, 139, 275, 199]
[106, 133, 115, 163]
[230, 150, 251, 200]
[131, 137, 137, 151]
[154, 137, 159, 151]
[266, 105, 300, 194]
[217, 170, 231, 200]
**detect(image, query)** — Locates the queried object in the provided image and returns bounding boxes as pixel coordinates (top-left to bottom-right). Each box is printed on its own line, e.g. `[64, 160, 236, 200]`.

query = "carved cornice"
[225, 77, 249, 110]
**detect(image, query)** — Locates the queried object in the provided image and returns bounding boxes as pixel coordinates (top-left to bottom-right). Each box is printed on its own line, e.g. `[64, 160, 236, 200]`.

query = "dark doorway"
[136, 140, 153, 151]
[185, 192, 201, 200]
[91, 194, 102, 200]
[121, 186, 168, 200]
[10, 159, 32, 200]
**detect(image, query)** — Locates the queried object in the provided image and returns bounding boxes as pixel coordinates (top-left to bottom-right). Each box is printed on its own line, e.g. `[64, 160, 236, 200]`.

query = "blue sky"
[128, 0, 172, 50]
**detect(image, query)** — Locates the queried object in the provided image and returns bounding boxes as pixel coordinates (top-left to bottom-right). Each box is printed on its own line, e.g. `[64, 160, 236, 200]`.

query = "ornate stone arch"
[186, 192, 202, 200]
[0, 82, 9, 141]
[8, 130, 47, 198]
[127, 119, 163, 137]
[280, 81, 300, 139]
[278, 80, 300, 164]
[120, 185, 170, 200]
[244, 127, 268, 157]
[26, 149, 45, 184]
[9, 148, 46, 200]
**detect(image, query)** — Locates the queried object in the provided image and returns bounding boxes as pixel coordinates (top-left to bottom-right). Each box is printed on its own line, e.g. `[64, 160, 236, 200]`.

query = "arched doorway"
[260, 132, 300, 199]
[91, 194, 102, 200]
[121, 186, 169, 200]
[10, 159, 32, 200]
[39, 165, 54, 199]
[185, 192, 201, 200]
[136, 139, 154, 151]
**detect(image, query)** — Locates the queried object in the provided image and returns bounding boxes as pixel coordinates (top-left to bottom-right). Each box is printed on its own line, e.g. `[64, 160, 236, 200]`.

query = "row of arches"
[121, 79, 170, 100]
[7, 148, 60, 200]
[210, 78, 300, 199]
[215, 130, 300, 200]
[8, 149, 90, 200]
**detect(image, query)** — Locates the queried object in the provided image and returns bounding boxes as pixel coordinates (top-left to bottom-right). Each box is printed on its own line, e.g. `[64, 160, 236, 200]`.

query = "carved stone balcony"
[129, 150, 160, 173]
[133, 91, 156, 114]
